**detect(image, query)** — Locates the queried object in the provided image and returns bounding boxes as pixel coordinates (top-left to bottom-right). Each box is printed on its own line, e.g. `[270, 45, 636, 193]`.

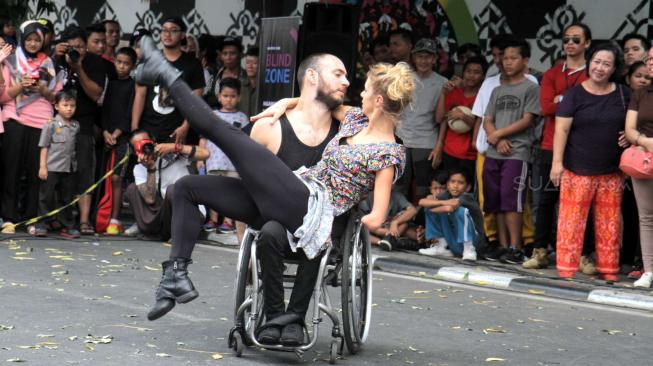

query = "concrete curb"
[374, 257, 653, 312]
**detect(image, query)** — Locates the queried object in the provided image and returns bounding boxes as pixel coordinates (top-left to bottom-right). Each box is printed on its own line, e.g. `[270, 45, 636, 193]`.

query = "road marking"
[375, 271, 653, 318]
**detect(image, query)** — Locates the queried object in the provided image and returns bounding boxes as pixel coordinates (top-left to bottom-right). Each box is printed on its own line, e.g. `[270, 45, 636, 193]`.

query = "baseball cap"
[130, 28, 151, 46]
[412, 38, 438, 55]
[220, 36, 243, 52]
[162, 16, 187, 32]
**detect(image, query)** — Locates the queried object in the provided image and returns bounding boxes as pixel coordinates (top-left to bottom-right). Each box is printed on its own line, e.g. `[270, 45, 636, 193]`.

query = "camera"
[66, 47, 80, 63]
[134, 139, 156, 156]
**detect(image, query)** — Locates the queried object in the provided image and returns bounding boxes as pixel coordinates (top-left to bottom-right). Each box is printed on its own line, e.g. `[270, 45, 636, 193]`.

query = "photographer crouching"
[126, 130, 209, 240]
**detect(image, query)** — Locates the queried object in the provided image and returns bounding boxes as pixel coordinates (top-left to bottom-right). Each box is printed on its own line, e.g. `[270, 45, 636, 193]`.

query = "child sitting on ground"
[101, 47, 137, 235]
[359, 189, 417, 251]
[198, 77, 249, 235]
[35, 90, 80, 238]
[418, 168, 486, 260]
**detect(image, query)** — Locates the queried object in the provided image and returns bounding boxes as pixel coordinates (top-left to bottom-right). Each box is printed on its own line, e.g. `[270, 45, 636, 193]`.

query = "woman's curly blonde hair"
[366, 62, 414, 118]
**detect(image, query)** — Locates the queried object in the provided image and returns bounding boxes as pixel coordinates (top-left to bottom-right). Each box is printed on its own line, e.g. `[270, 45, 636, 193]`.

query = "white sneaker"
[124, 223, 140, 237]
[634, 272, 653, 288]
[419, 245, 453, 257]
[462, 247, 477, 261]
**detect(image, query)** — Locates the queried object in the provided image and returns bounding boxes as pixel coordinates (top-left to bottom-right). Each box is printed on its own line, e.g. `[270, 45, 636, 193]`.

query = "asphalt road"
[0, 235, 651, 365]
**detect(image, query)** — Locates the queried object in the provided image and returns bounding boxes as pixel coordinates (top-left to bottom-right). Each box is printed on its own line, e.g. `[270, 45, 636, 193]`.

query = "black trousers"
[38, 172, 75, 228]
[258, 221, 322, 319]
[166, 80, 310, 259]
[1, 120, 41, 222]
[441, 152, 477, 188]
[533, 150, 593, 255]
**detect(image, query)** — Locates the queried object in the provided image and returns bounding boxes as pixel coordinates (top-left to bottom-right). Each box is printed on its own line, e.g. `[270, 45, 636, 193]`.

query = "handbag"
[619, 145, 653, 179]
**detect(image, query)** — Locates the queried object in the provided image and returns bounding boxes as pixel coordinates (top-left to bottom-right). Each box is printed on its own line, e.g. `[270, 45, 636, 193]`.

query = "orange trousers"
[556, 170, 623, 276]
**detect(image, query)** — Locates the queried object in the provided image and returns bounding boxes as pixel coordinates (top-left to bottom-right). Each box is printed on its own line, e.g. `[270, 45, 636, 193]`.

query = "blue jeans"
[425, 207, 478, 256]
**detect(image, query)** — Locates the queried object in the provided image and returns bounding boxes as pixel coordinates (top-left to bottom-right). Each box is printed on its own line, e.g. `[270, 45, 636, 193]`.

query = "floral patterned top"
[301, 107, 406, 216]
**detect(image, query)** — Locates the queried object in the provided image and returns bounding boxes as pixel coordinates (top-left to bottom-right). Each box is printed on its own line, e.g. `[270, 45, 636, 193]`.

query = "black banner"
[257, 16, 301, 112]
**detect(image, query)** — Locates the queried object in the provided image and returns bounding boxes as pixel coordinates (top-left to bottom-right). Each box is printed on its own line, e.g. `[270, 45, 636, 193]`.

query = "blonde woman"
[134, 36, 413, 320]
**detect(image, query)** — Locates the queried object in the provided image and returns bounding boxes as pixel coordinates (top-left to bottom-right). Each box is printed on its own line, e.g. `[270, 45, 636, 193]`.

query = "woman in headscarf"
[0, 20, 61, 235]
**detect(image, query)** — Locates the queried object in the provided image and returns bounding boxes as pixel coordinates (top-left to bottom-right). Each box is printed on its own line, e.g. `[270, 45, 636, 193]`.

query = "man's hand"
[66, 52, 84, 72]
[154, 143, 177, 156]
[38, 166, 48, 181]
[54, 42, 68, 57]
[496, 139, 512, 155]
[250, 98, 295, 124]
[170, 124, 189, 145]
[137, 152, 156, 169]
[428, 146, 443, 169]
[103, 131, 116, 147]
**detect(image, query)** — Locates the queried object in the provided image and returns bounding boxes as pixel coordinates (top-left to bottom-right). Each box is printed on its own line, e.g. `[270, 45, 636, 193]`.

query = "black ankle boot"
[135, 36, 182, 89]
[147, 258, 199, 321]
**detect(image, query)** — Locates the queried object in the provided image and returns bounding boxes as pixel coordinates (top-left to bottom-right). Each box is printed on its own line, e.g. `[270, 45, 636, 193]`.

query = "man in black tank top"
[249, 54, 349, 346]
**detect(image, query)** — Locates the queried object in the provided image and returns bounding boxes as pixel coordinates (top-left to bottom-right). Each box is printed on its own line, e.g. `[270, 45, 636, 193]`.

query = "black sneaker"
[501, 248, 525, 264]
[483, 245, 507, 262]
[378, 235, 397, 251]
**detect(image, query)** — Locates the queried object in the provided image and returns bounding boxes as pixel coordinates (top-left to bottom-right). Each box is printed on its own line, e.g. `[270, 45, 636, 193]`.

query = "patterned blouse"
[301, 107, 406, 215]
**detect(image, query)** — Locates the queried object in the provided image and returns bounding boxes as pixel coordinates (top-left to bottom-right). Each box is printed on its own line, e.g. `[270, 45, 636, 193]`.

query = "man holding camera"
[53, 26, 110, 234]
[126, 130, 209, 240]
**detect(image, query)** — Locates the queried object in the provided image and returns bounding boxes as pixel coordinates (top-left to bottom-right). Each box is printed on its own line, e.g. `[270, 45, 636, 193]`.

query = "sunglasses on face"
[563, 37, 581, 45]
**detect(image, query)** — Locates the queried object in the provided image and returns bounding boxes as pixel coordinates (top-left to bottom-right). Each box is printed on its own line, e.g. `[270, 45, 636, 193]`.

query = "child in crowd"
[198, 77, 249, 233]
[359, 189, 417, 251]
[101, 47, 137, 235]
[482, 39, 540, 264]
[432, 56, 488, 187]
[35, 90, 80, 238]
[418, 169, 485, 260]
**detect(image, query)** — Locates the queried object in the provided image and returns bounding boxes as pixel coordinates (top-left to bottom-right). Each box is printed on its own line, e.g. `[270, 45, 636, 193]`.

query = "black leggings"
[167, 80, 309, 259]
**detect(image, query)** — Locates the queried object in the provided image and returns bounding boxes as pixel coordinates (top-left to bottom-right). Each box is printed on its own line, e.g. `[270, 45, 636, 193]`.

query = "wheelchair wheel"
[233, 231, 264, 346]
[341, 213, 373, 354]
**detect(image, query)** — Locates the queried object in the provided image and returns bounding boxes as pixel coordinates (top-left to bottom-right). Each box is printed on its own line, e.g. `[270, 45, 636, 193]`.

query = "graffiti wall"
[27, 0, 653, 72]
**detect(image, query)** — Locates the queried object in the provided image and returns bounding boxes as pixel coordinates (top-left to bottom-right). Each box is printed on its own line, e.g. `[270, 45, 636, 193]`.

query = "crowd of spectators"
[0, 15, 652, 287]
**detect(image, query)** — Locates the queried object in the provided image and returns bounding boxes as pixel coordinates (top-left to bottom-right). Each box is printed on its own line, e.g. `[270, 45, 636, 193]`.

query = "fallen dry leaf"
[413, 290, 430, 294]
[112, 251, 124, 256]
[602, 329, 622, 335]
[483, 328, 507, 334]
[0, 325, 14, 331]
[11, 257, 34, 261]
[156, 353, 171, 357]
[6, 358, 26, 362]
[528, 289, 546, 295]
[528, 317, 548, 323]
[212, 353, 223, 360]
[486, 357, 506, 362]
[144, 266, 160, 271]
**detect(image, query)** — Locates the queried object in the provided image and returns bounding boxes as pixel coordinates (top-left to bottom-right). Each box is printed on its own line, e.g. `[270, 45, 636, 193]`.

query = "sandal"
[79, 222, 95, 235]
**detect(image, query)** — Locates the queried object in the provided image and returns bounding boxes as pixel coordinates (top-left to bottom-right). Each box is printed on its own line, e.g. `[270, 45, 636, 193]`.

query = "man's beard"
[316, 86, 344, 110]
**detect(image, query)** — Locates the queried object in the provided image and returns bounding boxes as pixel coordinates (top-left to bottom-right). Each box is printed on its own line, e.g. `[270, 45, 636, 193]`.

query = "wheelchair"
[228, 209, 373, 363]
